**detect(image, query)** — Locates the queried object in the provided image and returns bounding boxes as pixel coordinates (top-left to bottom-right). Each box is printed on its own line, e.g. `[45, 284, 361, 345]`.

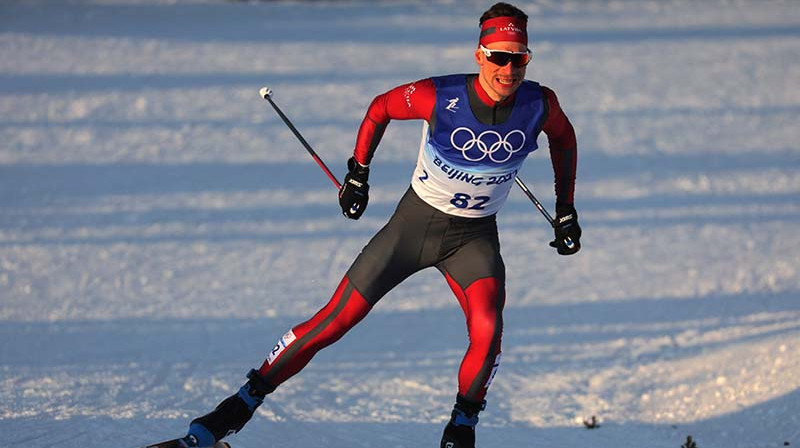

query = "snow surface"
[1, 0, 799, 447]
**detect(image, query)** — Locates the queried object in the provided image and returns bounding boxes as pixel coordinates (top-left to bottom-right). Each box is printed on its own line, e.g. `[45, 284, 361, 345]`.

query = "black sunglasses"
[479, 45, 532, 67]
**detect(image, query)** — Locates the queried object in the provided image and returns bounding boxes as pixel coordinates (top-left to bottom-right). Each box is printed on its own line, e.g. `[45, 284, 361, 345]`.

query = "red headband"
[479, 16, 528, 46]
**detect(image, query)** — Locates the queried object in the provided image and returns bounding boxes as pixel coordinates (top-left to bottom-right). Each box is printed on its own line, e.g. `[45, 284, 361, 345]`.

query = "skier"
[176, 2, 580, 448]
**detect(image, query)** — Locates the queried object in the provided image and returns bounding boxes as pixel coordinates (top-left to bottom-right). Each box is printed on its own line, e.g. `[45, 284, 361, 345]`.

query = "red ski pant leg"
[257, 276, 371, 387]
[445, 274, 504, 402]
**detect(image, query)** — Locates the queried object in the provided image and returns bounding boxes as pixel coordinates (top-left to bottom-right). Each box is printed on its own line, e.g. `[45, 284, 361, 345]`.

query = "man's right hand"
[338, 157, 370, 219]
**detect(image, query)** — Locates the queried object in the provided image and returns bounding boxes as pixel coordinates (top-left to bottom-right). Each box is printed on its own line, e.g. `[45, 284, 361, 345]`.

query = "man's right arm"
[353, 79, 437, 165]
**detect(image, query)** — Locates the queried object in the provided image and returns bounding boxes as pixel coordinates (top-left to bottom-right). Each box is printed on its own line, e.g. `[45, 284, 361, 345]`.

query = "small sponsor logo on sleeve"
[267, 329, 297, 365]
[404, 83, 417, 108]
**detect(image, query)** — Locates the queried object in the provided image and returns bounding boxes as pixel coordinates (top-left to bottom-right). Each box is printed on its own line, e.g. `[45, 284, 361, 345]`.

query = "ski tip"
[142, 440, 180, 448]
[141, 439, 230, 448]
[259, 86, 273, 99]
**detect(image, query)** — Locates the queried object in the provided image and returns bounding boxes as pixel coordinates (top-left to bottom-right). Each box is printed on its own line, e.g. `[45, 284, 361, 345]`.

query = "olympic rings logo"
[450, 127, 526, 163]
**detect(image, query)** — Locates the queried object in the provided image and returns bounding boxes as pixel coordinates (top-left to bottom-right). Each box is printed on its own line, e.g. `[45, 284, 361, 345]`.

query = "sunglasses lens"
[514, 53, 531, 66]
[486, 52, 511, 66]
[485, 50, 530, 67]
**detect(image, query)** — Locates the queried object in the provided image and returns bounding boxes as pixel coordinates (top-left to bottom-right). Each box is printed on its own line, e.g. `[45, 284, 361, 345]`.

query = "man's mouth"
[496, 77, 517, 86]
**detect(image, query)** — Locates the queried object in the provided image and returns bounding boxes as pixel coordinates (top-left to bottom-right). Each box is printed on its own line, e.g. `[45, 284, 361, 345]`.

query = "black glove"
[549, 204, 581, 255]
[338, 157, 370, 219]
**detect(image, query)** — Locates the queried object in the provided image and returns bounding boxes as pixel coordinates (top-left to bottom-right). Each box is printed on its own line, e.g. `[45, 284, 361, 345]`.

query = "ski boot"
[178, 369, 275, 448]
[440, 395, 486, 448]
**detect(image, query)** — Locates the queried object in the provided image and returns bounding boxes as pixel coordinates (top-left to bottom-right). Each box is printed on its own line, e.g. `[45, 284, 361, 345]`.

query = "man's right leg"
[256, 275, 372, 385]
[181, 188, 434, 446]
[181, 369, 275, 447]
[180, 276, 372, 447]
[259, 186, 441, 389]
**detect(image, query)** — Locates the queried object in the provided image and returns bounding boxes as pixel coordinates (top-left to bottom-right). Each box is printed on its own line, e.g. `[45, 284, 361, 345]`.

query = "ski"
[141, 439, 180, 448]
[142, 440, 231, 448]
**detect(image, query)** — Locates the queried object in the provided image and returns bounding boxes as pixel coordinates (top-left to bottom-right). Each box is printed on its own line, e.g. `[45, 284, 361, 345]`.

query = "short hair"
[479, 2, 528, 26]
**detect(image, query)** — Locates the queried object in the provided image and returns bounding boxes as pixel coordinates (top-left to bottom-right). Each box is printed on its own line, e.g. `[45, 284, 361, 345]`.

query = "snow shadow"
[2, 290, 794, 375]
[4, 1, 798, 44]
[1, 152, 797, 247]
[0, 72, 403, 95]
[3, 150, 795, 204]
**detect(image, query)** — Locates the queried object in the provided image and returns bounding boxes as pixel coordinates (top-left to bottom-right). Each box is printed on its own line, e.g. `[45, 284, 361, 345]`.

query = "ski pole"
[259, 87, 342, 189]
[514, 176, 554, 224]
[514, 176, 575, 249]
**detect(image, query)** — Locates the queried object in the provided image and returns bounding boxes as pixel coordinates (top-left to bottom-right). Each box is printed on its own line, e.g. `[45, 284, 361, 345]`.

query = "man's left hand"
[549, 204, 581, 255]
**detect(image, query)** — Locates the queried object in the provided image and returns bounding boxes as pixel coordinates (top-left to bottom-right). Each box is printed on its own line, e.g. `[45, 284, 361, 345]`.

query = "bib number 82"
[450, 193, 490, 210]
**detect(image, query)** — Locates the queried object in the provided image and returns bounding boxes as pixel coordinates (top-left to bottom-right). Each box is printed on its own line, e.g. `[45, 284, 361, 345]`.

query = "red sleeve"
[541, 86, 577, 207]
[353, 78, 436, 165]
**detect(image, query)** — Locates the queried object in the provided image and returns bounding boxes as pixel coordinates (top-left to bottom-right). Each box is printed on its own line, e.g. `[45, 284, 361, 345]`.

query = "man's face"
[475, 41, 529, 102]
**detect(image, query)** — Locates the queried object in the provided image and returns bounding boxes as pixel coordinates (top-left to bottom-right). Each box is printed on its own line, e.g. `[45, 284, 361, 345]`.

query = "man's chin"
[494, 80, 519, 95]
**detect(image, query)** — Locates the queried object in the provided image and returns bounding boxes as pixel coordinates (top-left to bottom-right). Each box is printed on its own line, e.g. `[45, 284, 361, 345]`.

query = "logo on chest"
[445, 97, 460, 112]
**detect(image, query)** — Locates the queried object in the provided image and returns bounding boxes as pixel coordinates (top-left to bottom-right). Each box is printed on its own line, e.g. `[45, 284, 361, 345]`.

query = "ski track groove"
[7, 431, 52, 446]
[39, 430, 90, 448]
[133, 362, 175, 407]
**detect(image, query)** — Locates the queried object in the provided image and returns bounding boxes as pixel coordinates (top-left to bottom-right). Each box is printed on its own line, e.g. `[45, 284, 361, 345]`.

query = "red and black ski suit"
[256, 74, 577, 405]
